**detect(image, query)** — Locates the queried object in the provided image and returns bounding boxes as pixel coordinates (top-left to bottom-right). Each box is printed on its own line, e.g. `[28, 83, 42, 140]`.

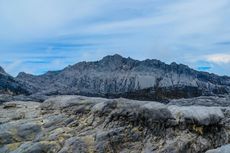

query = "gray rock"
[58, 137, 88, 153]
[1, 95, 230, 153]
[169, 95, 230, 107]
[0, 121, 42, 144]
[3, 103, 17, 109]
[206, 144, 230, 153]
[168, 105, 224, 125]
[11, 141, 61, 153]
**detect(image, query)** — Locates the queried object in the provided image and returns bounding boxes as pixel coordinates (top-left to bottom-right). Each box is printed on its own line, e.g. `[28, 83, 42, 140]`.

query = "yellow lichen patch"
[132, 126, 143, 133]
[7, 142, 21, 151]
[81, 135, 95, 153]
[49, 127, 73, 143]
[57, 136, 66, 144]
[40, 141, 56, 145]
[78, 117, 92, 128]
[192, 125, 203, 135]
[40, 141, 61, 152]
[52, 127, 65, 134]
[132, 127, 139, 132]
[9, 128, 22, 142]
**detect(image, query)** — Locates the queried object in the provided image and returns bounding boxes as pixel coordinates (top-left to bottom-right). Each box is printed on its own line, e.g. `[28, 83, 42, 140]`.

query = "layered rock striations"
[0, 96, 230, 153]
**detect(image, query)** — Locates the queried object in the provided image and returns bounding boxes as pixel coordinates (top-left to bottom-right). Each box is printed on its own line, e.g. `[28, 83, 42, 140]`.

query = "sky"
[0, 0, 230, 76]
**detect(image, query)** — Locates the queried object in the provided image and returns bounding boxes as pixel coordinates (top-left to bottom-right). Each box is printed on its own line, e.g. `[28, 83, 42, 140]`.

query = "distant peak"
[17, 72, 27, 76]
[170, 62, 177, 65]
[109, 54, 123, 58]
[97, 54, 138, 71]
[101, 54, 124, 62]
[0, 66, 6, 74]
[16, 72, 31, 78]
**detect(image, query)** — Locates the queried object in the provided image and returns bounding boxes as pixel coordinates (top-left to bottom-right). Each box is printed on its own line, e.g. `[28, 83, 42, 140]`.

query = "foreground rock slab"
[206, 144, 230, 153]
[0, 95, 230, 153]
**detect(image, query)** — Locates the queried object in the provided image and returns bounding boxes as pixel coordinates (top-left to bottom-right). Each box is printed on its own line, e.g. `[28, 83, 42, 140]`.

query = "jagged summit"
[97, 54, 138, 71]
[101, 54, 124, 62]
[17, 72, 29, 78]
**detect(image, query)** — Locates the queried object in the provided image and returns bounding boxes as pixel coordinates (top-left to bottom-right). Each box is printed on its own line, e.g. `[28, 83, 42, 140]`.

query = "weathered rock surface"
[206, 144, 230, 153]
[169, 95, 230, 107]
[0, 94, 49, 103]
[1, 95, 230, 153]
[16, 54, 230, 101]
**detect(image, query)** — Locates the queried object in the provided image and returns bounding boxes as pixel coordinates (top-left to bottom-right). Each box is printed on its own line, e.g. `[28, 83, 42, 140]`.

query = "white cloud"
[204, 53, 230, 64]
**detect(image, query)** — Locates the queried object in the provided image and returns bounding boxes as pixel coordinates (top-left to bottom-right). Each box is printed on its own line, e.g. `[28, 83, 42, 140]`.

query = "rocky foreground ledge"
[0, 96, 230, 153]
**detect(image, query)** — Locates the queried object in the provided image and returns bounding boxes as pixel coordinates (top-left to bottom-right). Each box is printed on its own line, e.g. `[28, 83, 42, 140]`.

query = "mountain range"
[1, 54, 230, 101]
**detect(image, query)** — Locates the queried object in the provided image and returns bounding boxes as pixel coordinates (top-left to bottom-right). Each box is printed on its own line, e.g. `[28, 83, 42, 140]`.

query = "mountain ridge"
[14, 54, 230, 101]
[17, 54, 229, 78]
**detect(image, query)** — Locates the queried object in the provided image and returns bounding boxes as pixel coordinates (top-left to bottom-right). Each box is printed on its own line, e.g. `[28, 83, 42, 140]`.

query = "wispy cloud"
[215, 41, 230, 46]
[204, 53, 230, 64]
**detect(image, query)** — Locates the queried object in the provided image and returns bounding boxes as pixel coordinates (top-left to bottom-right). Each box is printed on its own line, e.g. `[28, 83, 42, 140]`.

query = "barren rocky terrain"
[1, 55, 230, 153]
[1, 95, 230, 153]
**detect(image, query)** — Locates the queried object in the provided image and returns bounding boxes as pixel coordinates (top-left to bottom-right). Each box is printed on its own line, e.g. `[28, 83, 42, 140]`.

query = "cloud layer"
[204, 54, 230, 64]
[0, 0, 230, 76]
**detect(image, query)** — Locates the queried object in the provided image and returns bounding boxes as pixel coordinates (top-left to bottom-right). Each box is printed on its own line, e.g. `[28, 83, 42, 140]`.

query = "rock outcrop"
[16, 54, 230, 101]
[1, 95, 230, 153]
[206, 144, 230, 153]
[0, 94, 49, 103]
[168, 95, 230, 107]
[0, 67, 29, 95]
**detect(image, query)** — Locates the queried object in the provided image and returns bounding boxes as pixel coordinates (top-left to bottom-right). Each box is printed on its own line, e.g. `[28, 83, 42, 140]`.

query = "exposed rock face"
[1, 95, 230, 153]
[206, 144, 230, 153]
[168, 95, 230, 107]
[0, 94, 49, 103]
[16, 54, 230, 101]
[0, 67, 29, 95]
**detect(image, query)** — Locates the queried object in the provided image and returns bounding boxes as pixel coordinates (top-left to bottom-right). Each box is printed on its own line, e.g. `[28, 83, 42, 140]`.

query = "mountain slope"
[16, 54, 230, 101]
[0, 66, 29, 95]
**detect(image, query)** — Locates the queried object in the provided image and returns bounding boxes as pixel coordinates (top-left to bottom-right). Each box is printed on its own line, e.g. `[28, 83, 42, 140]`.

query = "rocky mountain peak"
[97, 54, 137, 71]
[16, 72, 34, 79]
[101, 54, 124, 63]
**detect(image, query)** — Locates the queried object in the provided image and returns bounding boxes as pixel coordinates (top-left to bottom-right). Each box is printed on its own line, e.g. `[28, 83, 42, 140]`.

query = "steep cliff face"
[16, 54, 230, 100]
[0, 67, 29, 95]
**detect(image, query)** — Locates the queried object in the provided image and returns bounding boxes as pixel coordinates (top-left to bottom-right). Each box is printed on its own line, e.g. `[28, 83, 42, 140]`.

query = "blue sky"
[0, 0, 230, 76]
